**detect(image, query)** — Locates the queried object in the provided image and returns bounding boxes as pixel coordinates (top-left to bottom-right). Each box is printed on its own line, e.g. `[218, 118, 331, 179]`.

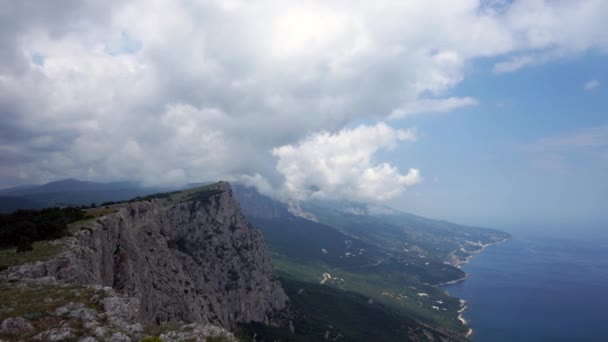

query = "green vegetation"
[238, 276, 459, 342]
[0, 205, 124, 271]
[233, 187, 511, 340]
[107, 182, 226, 207]
[0, 207, 87, 248]
[248, 214, 469, 337]
[0, 282, 104, 341]
[0, 240, 65, 271]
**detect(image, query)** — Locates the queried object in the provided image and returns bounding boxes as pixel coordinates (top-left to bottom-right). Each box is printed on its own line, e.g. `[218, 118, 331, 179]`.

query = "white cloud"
[492, 50, 564, 74]
[271, 123, 420, 202]
[1, 0, 608, 197]
[584, 80, 600, 90]
[390, 97, 478, 119]
[493, 55, 537, 74]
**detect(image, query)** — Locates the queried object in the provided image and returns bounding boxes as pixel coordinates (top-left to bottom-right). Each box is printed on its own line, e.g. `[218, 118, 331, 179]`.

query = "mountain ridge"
[0, 182, 289, 340]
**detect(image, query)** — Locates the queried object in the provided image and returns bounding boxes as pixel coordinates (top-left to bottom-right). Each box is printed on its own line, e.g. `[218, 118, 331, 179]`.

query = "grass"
[0, 205, 123, 272]
[67, 206, 120, 232]
[120, 182, 226, 207]
[272, 253, 466, 334]
[0, 282, 105, 341]
[239, 276, 463, 342]
[0, 240, 65, 271]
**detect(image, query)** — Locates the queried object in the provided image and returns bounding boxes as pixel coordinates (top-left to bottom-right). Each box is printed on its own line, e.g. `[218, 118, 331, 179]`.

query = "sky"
[0, 0, 607, 227]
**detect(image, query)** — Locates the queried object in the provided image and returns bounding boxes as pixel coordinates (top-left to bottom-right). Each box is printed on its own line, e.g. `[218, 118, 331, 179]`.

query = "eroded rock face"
[4, 182, 289, 330]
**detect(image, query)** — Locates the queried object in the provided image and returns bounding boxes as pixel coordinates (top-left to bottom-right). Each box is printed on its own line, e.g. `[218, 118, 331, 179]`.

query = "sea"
[444, 227, 608, 342]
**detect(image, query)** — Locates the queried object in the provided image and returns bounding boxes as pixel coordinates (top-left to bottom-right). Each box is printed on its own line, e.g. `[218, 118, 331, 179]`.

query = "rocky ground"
[0, 280, 236, 341]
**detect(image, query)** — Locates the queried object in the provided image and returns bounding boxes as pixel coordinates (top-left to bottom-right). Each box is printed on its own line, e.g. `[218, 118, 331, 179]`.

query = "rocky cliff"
[3, 182, 289, 332]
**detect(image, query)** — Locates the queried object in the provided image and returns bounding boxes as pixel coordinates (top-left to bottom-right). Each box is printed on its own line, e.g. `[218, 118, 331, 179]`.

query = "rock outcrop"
[3, 182, 289, 330]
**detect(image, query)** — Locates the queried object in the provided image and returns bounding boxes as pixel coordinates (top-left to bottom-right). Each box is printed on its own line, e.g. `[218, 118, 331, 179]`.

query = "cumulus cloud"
[271, 123, 420, 202]
[584, 80, 600, 90]
[1, 0, 608, 200]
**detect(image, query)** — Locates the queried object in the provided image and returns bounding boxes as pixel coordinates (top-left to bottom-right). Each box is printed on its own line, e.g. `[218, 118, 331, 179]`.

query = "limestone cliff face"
[6, 182, 289, 329]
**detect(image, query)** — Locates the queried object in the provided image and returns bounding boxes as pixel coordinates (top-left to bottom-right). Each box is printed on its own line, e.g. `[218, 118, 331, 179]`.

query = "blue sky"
[1, 1, 607, 229]
[390, 52, 607, 228]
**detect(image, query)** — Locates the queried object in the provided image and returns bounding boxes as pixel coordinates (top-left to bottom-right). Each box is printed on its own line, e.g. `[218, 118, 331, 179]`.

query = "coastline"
[441, 238, 510, 339]
[433, 274, 468, 287]
[451, 238, 509, 268]
[458, 299, 473, 338]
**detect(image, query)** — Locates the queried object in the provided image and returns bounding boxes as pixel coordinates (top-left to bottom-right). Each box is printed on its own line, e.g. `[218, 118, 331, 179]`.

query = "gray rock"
[35, 326, 74, 341]
[159, 323, 236, 342]
[1, 182, 289, 332]
[78, 337, 97, 342]
[54, 302, 97, 322]
[93, 326, 108, 338]
[83, 321, 98, 330]
[108, 332, 131, 342]
[70, 306, 99, 322]
[0, 317, 34, 335]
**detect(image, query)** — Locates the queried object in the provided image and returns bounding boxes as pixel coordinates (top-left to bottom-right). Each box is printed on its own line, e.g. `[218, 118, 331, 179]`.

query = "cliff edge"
[2, 182, 289, 339]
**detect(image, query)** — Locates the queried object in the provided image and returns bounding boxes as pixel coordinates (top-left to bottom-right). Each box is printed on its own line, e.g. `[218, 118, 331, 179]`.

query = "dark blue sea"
[444, 228, 608, 341]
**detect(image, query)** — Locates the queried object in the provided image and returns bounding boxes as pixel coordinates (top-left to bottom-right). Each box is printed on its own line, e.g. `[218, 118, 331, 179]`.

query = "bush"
[0, 207, 86, 248]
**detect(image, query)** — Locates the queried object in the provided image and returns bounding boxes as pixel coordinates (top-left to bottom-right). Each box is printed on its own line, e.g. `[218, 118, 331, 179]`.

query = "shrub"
[0, 207, 86, 248]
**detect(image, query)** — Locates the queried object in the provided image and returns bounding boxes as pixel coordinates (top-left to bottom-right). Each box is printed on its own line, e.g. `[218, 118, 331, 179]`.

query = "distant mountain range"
[0, 179, 179, 213]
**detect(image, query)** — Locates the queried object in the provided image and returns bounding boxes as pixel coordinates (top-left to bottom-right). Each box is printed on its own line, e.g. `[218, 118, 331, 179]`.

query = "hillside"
[0, 182, 287, 341]
[233, 184, 510, 341]
[0, 181, 510, 341]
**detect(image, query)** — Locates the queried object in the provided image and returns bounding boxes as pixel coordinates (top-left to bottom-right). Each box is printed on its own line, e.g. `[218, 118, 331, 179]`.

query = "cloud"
[493, 50, 564, 74]
[390, 97, 478, 119]
[584, 80, 600, 90]
[493, 55, 537, 74]
[271, 123, 420, 202]
[1, 0, 608, 198]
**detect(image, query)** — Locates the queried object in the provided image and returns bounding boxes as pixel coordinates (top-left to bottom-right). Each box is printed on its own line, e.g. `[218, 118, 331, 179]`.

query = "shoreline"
[458, 299, 473, 337]
[451, 238, 509, 268]
[440, 238, 510, 339]
[433, 274, 468, 287]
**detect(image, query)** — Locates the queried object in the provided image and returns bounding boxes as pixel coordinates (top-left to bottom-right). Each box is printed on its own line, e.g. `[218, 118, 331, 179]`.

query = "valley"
[234, 184, 510, 341]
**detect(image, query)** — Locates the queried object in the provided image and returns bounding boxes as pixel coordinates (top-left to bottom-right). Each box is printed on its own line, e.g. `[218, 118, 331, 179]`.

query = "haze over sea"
[445, 225, 608, 342]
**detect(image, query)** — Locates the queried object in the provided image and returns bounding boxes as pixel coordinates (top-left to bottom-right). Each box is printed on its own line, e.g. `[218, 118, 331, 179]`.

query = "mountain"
[0, 179, 136, 195]
[0, 182, 288, 340]
[0, 180, 510, 340]
[0, 179, 174, 212]
[0, 196, 47, 213]
[233, 183, 510, 341]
